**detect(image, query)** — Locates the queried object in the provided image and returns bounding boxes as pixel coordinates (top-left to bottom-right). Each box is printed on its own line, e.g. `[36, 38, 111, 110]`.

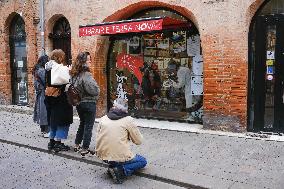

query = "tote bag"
[51, 63, 70, 85]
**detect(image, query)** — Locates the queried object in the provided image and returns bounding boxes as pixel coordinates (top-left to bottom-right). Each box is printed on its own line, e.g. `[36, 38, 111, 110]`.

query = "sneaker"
[80, 149, 95, 158]
[48, 140, 55, 151]
[108, 167, 125, 184]
[43, 132, 49, 138]
[74, 145, 81, 152]
[107, 168, 113, 178]
[52, 142, 61, 153]
[58, 142, 70, 151]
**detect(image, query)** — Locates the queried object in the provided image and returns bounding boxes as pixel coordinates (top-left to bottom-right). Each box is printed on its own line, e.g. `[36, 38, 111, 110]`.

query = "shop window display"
[107, 10, 203, 123]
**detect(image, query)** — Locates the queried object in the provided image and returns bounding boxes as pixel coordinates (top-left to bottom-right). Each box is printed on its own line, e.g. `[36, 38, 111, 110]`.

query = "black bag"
[67, 77, 81, 106]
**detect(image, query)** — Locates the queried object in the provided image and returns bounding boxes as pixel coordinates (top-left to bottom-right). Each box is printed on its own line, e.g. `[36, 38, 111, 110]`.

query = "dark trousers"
[107, 155, 147, 176]
[40, 125, 49, 133]
[75, 102, 96, 149]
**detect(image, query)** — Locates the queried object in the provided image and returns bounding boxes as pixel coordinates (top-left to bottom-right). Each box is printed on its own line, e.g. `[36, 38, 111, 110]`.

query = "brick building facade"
[0, 0, 277, 132]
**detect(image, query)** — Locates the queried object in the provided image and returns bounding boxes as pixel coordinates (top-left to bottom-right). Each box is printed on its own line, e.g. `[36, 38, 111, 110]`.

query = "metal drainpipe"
[39, 0, 45, 55]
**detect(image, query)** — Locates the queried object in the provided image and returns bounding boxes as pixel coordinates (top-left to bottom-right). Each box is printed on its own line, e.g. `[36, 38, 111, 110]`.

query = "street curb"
[0, 105, 33, 115]
[1, 105, 284, 142]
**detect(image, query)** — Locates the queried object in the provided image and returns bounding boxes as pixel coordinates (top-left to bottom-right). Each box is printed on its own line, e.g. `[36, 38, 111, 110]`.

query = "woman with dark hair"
[45, 49, 73, 152]
[33, 55, 49, 137]
[70, 52, 100, 157]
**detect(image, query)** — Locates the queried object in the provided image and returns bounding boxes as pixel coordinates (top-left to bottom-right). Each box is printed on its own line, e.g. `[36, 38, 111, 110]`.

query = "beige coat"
[95, 115, 143, 162]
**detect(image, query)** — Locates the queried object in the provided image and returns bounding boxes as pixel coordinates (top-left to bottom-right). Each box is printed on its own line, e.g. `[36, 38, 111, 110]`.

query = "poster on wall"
[187, 35, 200, 56]
[172, 31, 187, 53]
[192, 55, 203, 75]
[128, 36, 141, 54]
[116, 74, 128, 99]
[144, 39, 156, 48]
[191, 75, 203, 95]
[163, 58, 171, 69]
[180, 58, 189, 67]
[156, 39, 169, 49]
[154, 59, 164, 70]
[18, 80, 28, 104]
[116, 53, 144, 85]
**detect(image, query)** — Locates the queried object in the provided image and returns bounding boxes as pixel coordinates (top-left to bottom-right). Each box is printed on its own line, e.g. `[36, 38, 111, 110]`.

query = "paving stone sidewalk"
[0, 107, 284, 189]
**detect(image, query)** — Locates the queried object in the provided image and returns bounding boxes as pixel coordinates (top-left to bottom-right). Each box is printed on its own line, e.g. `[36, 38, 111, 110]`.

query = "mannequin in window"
[173, 59, 194, 120]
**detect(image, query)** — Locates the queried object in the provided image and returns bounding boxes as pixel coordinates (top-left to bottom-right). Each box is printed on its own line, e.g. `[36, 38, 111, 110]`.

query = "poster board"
[187, 35, 200, 56]
[192, 55, 203, 75]
[191, 75, 203, 95]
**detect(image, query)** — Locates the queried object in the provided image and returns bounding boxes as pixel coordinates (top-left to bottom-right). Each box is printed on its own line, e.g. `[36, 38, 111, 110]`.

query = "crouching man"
[95, 98, 147, 184]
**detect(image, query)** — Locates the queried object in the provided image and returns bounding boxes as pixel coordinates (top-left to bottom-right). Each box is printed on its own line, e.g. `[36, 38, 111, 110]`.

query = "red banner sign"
[79, 19, 163, 37]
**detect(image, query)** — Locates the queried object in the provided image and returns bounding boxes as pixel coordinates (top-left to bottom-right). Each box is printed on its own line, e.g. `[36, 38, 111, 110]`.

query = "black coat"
[45, 88, 73, 126]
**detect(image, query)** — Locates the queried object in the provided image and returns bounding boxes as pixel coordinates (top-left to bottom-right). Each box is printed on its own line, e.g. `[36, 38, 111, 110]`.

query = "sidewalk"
[0, 105, 284, 189]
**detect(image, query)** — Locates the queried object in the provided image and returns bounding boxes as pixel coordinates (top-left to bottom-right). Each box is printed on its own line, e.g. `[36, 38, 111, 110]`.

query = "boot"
[48, 139, 55, 151]
[53, 141, 62, 153]
[108, 167, 126, 184]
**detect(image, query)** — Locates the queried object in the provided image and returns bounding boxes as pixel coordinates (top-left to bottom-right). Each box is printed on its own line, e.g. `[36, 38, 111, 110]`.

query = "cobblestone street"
[0, 109, 284, 189]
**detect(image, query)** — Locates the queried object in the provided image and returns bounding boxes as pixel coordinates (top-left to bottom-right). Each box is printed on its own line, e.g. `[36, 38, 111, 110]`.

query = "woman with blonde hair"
[45, 49, 73, 152]
[70, 51, 100, 157]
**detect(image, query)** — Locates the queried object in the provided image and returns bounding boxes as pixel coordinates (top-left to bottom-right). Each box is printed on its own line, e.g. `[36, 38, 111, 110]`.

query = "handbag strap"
[71, 75, 79, 85]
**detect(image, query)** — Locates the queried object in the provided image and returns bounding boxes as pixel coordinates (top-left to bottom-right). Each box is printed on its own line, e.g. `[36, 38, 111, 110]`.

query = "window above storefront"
[260, 0, 284, 15]
[130, 8, 187, 21]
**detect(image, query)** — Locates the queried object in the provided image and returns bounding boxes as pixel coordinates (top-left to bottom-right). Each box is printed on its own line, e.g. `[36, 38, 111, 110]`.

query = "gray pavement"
[0, 143, 182, 189]
[0, 108, 284, 189]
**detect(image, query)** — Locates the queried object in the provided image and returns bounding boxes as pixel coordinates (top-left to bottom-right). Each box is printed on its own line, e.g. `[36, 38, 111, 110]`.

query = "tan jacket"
[95, 115, 143, 162]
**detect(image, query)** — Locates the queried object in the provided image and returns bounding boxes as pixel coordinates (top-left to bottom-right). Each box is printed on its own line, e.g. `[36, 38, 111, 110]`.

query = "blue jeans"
[75, 102, 96, 149]
[49, 125, 69, 140]
[107, 155, 147, 176]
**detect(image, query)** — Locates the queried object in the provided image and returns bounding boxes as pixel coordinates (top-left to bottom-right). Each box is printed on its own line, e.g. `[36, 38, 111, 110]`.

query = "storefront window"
[107, 9, 203, 123]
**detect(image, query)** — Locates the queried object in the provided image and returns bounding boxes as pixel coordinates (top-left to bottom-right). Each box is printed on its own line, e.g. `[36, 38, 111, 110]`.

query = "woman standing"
[70, 52, 100, 156]
[45, 49, 73, 152]
[33, 55, 49, 137]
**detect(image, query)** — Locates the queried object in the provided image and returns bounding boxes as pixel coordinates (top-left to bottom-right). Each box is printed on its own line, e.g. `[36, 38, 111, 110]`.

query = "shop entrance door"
[253, 15, 284, 132]
[9, 16, 28, 105]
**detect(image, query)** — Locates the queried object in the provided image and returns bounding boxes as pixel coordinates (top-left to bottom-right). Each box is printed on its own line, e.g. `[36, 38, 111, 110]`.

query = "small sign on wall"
[267, 66, 274, 74]
[266, 60, 274, 66]
[17, 61, 23, 68]
[191, 75, 203, 95]
[267, 51, 275, 60]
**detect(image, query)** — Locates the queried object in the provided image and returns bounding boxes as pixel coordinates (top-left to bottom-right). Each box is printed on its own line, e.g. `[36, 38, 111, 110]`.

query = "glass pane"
[264, 25, 276, 129]
[9, 16, 28, 105]
[108, 30, 203, 122]
[260, 0, 284, 15]
[131, 9, 187, 21]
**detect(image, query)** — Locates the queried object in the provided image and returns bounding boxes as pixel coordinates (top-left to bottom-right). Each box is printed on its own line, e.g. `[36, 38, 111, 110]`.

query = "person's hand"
[67, 64, 72, 70]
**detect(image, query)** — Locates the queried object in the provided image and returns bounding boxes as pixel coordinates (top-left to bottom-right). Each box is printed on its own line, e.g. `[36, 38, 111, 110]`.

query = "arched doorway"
[9, 15, 28, 105]
[249, 0, 284, 132]
[107, 8, 203, 123]
[49, 17, 71, 64]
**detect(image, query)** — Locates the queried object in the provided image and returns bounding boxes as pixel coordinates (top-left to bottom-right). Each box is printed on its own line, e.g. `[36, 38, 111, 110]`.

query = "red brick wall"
[0, 0, 38, 105]
[0, 0, 267, 131]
